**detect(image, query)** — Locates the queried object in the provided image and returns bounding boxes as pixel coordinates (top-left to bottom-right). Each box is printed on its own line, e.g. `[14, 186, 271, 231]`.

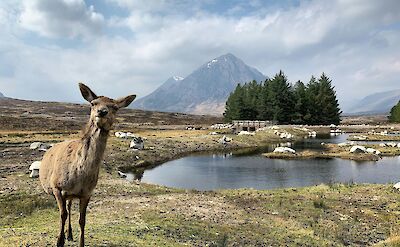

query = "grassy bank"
[263, 143, 400, 161]
[1, 173, 400, 246]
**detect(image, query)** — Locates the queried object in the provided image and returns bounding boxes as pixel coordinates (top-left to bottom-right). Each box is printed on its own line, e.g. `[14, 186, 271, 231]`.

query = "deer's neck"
[81, 119, 109, 167]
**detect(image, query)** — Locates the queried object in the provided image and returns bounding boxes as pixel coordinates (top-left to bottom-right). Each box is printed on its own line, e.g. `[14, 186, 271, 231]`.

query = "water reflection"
[126, 134, 400, 190]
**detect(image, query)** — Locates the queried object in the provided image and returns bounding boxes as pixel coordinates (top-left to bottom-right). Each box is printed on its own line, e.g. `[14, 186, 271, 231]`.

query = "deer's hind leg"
[66, 199, 73, 241]
[53, 188, 67, 247]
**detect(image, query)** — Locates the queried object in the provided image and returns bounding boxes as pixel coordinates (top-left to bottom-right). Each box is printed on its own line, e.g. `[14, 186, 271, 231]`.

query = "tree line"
[223, 71, 342, 125]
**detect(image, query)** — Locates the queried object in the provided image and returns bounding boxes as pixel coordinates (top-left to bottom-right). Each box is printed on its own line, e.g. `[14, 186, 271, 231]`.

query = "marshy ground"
[1, 98, 400, 246]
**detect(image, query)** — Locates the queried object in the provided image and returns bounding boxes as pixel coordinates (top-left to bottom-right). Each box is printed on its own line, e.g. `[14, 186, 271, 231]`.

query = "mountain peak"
[173, 75, 184, 81]
[133, 53, 266, 115]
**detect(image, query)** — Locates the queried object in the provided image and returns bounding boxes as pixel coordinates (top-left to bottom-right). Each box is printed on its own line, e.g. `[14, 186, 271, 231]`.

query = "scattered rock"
[350, 146, 367, 153]
[29, 142, 50, 151]
[238, 131, 255, 136]
[130, 137, 144, 150]
[219, 135, 232, 145]
[387, 142, 397, 147]
[308, 131, 317, 137]
[393, 182, 400, 191]
[379, 143, 387, 147]
[366, 148, 381, 155]
[29, 161, 41, 178]
[273, 147, 296, 154]
[209, 132, 218, 135]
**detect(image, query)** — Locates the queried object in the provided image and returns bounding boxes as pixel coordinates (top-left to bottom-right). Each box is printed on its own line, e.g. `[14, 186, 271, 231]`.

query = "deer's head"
[79, 83, 136, 131]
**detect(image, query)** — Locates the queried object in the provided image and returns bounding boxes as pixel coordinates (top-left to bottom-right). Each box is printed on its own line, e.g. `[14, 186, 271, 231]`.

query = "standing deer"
[39, 83, 136, 247]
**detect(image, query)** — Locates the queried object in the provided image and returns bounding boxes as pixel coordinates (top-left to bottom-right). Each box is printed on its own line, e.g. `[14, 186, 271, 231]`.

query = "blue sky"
[0, 0, 400, 111]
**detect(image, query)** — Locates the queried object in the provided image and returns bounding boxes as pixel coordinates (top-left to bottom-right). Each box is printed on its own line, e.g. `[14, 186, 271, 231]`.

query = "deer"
[39, 83, 136, 247]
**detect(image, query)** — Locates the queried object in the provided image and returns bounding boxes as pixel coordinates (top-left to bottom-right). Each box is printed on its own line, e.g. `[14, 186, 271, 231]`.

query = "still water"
[134, 134, 400, 190]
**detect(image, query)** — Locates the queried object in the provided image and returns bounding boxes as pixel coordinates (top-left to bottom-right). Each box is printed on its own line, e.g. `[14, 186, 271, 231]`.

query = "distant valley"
[346, 89, 400, 115]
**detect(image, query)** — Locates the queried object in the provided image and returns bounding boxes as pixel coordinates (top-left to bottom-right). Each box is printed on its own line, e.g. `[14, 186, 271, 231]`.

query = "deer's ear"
[116, 95, 136, 108]
[79, 83, 98, 102]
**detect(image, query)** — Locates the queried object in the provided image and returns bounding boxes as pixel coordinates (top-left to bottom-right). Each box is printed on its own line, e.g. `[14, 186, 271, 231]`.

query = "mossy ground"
[1, 173, 400, 246]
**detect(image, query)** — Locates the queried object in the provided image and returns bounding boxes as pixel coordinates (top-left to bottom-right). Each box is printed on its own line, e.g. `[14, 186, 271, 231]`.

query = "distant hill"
[347, 89, 400, 114]
[0, 92, 4, 98]
[132, 53, 267, 115]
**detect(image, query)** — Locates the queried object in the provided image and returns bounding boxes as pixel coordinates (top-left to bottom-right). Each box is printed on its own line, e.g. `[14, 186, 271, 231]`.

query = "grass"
[1, 173, 400, 246]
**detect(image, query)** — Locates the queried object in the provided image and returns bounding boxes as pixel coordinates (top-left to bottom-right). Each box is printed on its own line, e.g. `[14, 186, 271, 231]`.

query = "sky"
[0, 0, 399, 111]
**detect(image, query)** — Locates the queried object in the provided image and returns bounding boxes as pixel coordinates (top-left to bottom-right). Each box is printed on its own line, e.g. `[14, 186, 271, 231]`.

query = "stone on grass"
[130, 137, 144, 150]
[393, 182, 400, 191]
[30, 142, 50, 151]
[366, 148, 381, 155]
[29, 161, 41, 178]
[273, 147, 296, 154]
[350, 145, 367, 153]
[238, 131, 255, 136]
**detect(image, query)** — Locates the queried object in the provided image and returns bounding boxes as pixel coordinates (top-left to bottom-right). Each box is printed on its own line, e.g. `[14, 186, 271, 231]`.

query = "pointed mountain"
[133, 53, 266, 115]
[0, 92, 4, 98]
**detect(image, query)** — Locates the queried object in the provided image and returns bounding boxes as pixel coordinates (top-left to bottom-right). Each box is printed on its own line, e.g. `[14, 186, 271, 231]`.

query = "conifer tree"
[317, 73, 341, 125]
[389, 101, 400, 122]
[293, 80, 308, 124]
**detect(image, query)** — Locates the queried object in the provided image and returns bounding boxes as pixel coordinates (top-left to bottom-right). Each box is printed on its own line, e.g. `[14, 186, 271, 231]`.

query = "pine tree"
[389, 101, 400, 122]
[268, 71, 295, 124]
[317, 73, 341, 125]
[223, 84, 244, 122]
[293, 80, 308, 124]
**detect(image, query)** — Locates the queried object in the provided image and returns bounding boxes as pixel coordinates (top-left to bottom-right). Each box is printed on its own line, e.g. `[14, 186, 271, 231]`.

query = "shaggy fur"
[39, 83, 135, 247]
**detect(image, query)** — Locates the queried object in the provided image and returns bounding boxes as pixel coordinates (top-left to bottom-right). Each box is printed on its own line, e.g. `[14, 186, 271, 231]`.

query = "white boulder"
[379, 143, 387, 147]
[329, 124, 337, 128]
[29, 161, 41, 178]
[308, 131, 317, 137]
[397, 143, 400, 148]
[387, 142, 397, 147]
[273, 147, 296, 154]
[30, 142, 50, 151]
[350, 145, 367, 153]
[130, 137, 144, 150]
[366, 148, 381, 155]
[238, 131, 255, 136]
[394, 182, 400, 191]
[219, 135, 232, 145]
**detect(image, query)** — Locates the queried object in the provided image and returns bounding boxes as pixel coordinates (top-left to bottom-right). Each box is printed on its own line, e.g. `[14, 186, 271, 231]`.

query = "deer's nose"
[97, 108, 108, 117]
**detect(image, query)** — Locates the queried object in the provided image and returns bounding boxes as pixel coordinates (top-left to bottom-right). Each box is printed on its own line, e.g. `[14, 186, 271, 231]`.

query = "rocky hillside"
[133, 53, 266, 115]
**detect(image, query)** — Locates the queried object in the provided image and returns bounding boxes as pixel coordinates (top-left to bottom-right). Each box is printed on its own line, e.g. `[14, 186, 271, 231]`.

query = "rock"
[130, 137, 144, 150]
[397, 143, 400, 148]
[379, 143, 387, 147]
[308, 131, 317, 137]
[387, 142, 397, 147]
[366, 148, 381, 155]
[117, 171, 127, 178]
[209, 132, 218, 135]
[126, 132, 135, 138]
[394, 182, 400, 191]
[273, 147, 296, 154]
[329, 124, 337, 128]
[279, 132, 293, 139]
[30, 142, 50, 151]
[350, 145, 367, 153]
[338, 142, 349, 147]
[29, 161, 41, 178]
[238, 131, 255, 136]
[115, 132, 127, 138]
[330, 129, 342, 133]
[219, 135, 232, 145]
[352, 135, 367, 140]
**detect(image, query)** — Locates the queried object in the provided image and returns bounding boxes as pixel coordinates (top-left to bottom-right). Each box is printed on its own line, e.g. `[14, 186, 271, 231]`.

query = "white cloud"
[0, 0, 399, 111]
[19, 0, 105, 39]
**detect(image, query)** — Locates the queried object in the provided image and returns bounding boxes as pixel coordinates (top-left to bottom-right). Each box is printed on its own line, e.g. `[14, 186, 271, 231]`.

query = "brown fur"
[39, 83, 135, 247]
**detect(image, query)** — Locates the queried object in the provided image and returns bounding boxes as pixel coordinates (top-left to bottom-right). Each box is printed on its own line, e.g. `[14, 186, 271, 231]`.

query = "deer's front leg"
[79, 196, 90, 247]
[66, 199, 73, 241]
[53, 188, 67, 247]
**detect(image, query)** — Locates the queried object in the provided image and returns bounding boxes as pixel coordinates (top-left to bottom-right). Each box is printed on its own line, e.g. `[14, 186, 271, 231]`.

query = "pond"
[129, 134, 400, 190]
